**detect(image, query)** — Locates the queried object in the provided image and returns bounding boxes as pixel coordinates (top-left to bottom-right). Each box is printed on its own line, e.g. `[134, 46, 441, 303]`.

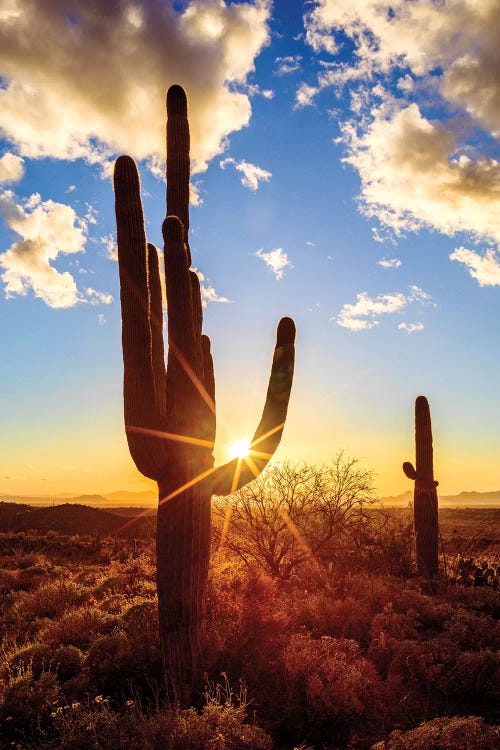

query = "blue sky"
[0, 0, 499, 497]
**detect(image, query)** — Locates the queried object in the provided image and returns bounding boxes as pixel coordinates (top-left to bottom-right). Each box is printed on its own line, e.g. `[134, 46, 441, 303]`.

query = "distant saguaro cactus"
[113, 85, 295, 703]
[403, 396, 439, 577]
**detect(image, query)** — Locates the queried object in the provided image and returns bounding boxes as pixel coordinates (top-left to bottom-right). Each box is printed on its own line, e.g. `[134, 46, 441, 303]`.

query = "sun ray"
[279, 507, 323, 572]
[169, 339, 216, 414]
[127, 424, 214, 449]
[217, 504, 233, 555]
[242, 453, 261, 479]
[159, 463, 220, 505]
[249, 422, 285, 449]
[114, 503, 157, 535]
[230, 457, 243, 493]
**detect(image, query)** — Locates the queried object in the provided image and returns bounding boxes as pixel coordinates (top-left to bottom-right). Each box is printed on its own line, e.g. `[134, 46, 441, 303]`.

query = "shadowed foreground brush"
[403, 396, 439, 578]
[113, 84, 295, 703]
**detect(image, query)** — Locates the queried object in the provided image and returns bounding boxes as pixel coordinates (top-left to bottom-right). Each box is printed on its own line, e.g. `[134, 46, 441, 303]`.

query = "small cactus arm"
[113, 84, 295, 702]
[403, 396, 439, 578]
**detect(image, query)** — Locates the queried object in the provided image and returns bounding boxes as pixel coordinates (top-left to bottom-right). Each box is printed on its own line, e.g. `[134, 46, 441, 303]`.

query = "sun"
[227, 438, 252, 461]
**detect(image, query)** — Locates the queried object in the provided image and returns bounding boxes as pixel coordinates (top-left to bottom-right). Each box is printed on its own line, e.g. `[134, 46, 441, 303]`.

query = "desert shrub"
[39, 606, 113, 649]
[447, 584, 500, 619]
[7, 643, 53, 680]
[51, 645, 84, 683]
[85, 627, 162, 700]
[17, 565, 50, 590]
[99, 593, 130, 614]
[13, 552, 39, 570]
[0, 671, 62, 745]
[441, 607, 500, 651]
[5, 643, 84, 685]
[12, 579, 88, 621]
[291, 591, 375, 647]
[371, 715, 500, 750]
[207, 569, 291, 689]
[93, 574, 126, 597]
[40, 680, 272, 750]
[0, 568, 18, 595]
[436, 650, 500, 719]
[214, 456, 376, 580]
[280, 633, 382, 745]
[121, 600, 158, 640]
[362, 515, 415, 578]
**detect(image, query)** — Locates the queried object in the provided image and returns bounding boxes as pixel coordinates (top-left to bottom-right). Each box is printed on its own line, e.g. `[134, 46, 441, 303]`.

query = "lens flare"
[227, 438, 251, 460]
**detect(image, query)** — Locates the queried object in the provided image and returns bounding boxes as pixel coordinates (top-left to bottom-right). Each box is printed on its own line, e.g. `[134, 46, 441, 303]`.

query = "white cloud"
[303, 0, 500, 276]
[398, 322, 424, 334]
[101, 234, 118, 262]
[193, 268, 231, 308]
[85, 288, 113, 306]
[336, 285, 430, 331]
[305, 0, 500, 133]
[97, 313, 107, 326]
[378, 257, 401, 268]
[341, 103, 500, 243]
[255, 247, 292, 280]
[306, 240, 316, 247]
[0, 153, 24, 184]
[0, 190, 112, 308]
[275, 55, 302, 76]
[0, 0, 271, 174]
[294, 82, 319, 109]
[220, 157, 271, 191]
[450, 246, 500, 287]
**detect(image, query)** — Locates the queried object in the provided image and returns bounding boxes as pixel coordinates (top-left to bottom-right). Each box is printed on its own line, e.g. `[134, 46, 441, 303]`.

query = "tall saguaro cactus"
[113, 85, 296, 702]
[403, 396, 439, 577]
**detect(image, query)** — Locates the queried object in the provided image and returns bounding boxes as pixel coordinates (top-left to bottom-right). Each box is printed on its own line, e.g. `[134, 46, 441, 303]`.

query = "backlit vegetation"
[0, 461, 498, 749]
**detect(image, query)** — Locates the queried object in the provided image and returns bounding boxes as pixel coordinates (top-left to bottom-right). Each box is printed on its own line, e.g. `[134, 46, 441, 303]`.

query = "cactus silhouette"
[113, 84, 295, 702]
[403, 396, 439, 577]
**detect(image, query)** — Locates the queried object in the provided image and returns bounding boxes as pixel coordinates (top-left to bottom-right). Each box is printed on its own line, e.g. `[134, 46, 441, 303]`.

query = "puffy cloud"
[295, 82, 319, 109]
[220, 157, 271, 190]
[342, 104, 500, 242]
[450, 246, 500, 287]
[255, 247, 292, 280]
[0, 152, 24, 184]
[305, 0, 500, 134]
[336, 285, 430, 331]
[398, 322, 424, 334]
[85, 288, 114, 305]
[0, 0, 271, 173]
[0, 190, 112, 308]
[378, 257, 401, 268]
[192, 268, 230, 308]
[303, 0, 500, 275]
[274, 55, 302, 76]
[101, 234, 118, 262]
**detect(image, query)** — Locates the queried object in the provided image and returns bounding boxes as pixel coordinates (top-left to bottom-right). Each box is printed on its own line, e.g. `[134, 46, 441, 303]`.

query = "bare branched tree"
[213, 453, 377, 580]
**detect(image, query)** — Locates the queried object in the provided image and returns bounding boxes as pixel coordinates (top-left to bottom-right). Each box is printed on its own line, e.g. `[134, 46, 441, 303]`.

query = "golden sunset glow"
[226, 438, 252, 461]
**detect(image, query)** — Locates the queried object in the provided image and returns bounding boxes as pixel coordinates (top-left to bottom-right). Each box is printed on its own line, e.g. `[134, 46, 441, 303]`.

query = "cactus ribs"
[113, 85, 295, 703]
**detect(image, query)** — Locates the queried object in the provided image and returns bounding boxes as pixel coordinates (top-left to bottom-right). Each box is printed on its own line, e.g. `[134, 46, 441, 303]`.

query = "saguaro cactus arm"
[113, 84, 295, 700]
[114, 152, 295, 484]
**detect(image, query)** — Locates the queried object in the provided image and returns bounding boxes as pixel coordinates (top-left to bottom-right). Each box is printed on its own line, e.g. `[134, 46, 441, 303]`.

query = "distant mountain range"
[0, 490, 157, 507]
[0, 502, 154, 537]
[378, 490, 500, 508]
[1, 489, 500, 508]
